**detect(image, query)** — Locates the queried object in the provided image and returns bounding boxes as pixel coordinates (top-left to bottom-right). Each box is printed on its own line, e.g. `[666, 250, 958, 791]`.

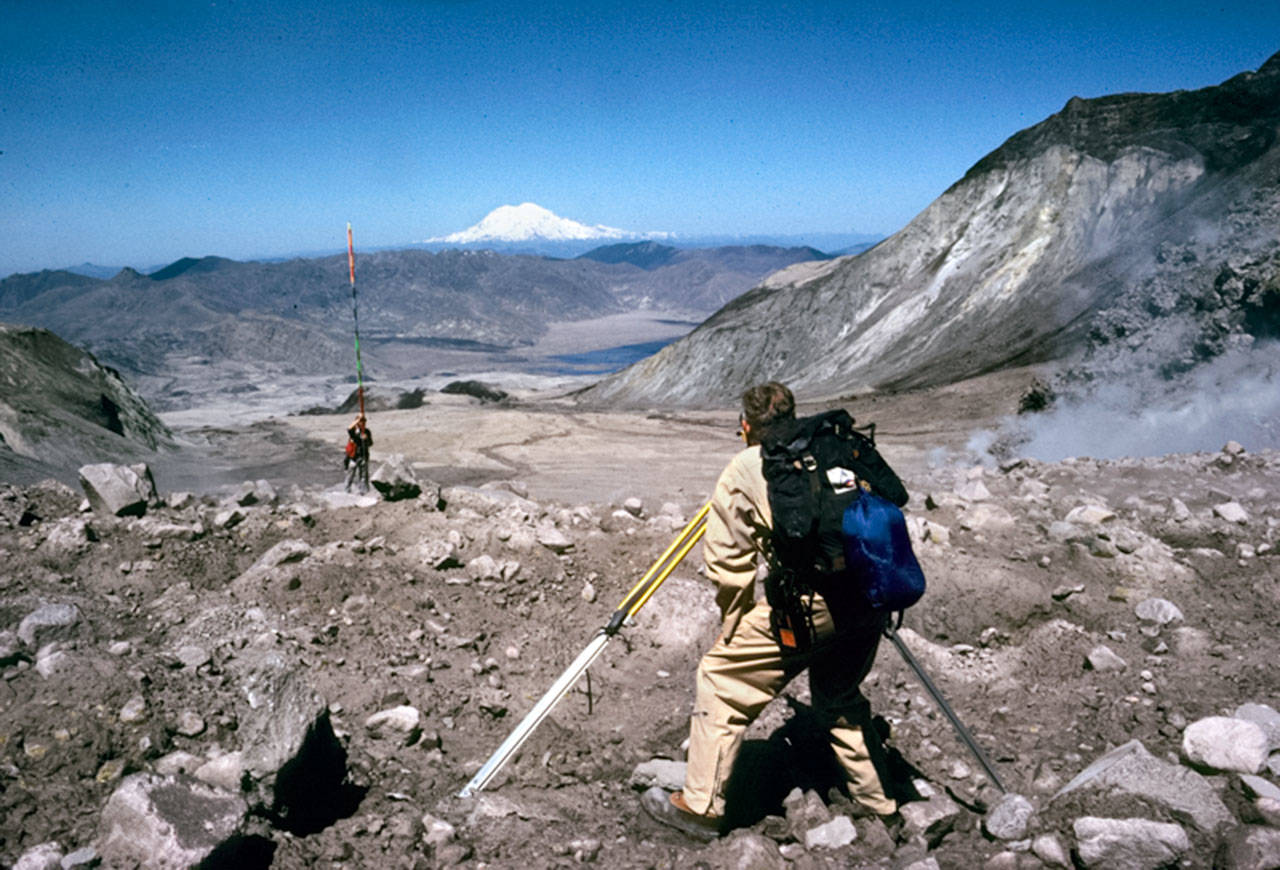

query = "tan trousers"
[683, 596, 895, 817]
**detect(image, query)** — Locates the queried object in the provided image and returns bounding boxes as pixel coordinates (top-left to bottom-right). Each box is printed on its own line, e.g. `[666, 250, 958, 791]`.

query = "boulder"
[1072, 816, 1190, 869]
[441, 380, 508, 403]
[95, 773, 248, 868]
[78, 462, 157, 517]
[1182, 716, 1269, 774]
[370, 455, 423, 501]
[1051, 740, 1232, 835]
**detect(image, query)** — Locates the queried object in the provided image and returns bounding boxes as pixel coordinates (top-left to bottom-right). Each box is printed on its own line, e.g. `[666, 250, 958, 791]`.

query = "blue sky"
[2, 0, 1277, 276]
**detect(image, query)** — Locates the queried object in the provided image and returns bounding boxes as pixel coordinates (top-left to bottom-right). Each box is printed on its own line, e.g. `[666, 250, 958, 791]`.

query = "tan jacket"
[703, 444, 776, 641]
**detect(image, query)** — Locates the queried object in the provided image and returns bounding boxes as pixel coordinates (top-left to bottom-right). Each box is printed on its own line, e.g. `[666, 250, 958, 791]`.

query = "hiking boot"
[639, 787, 721, 841]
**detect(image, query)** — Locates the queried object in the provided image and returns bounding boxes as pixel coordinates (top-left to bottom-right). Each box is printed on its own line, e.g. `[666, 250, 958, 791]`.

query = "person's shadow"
[720, 696, 922, 830]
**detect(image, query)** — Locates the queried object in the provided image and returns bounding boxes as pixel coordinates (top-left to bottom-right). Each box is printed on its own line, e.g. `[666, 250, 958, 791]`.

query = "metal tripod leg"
[886, 626, 1007, 794]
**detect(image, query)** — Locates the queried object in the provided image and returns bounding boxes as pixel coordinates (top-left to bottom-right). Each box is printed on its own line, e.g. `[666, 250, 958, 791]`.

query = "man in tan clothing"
[642, 382, 896, 839]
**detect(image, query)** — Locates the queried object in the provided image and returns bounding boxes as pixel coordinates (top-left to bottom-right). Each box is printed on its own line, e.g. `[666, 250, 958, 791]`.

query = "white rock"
[1240, 774, 1280, 802]
[17, 603, 82, 648]
[1213, 502, 1249, 524]
[13, 841, 63, 870]
[804, 815, 858, 850]
[96, 773, 247, 868]
[119, 694, 148, 724]
[955, 479, 991, 502]
[629, 759, 687, 791]
[1031, 833, 1071, 867]
[153, 751, 203, 776]
[1086, 646, 1128, 672]
[984, 793, 1035, 840]
[1170, 498, 1191, 522]
[961, 503, 1015, 531]
[536, 525, 574, 553]
[1183, 716, 1269, 774]
[1072, 816, 1189, 869]
[365, 705, 422, 740]
[1066, 504, 1115, 525]
[78, 462, 157, 517]
[421, 812, 456, 847]
[194, 752, 246, 792]
[1134, 597, 1183, 626]
[467, 554, 501, 582]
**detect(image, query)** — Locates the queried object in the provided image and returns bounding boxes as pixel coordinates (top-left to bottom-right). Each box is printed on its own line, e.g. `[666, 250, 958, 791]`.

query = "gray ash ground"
[2, 413, 1279, 868]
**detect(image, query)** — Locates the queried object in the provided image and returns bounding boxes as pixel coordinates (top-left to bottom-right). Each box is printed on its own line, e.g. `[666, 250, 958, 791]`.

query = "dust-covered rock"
[95, 773, 249, 868]
[1182, 716, 1269, 774]
[1072, 816, 1190, 869]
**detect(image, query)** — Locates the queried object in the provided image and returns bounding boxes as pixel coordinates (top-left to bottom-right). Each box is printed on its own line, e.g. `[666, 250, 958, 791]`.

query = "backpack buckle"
[801, 454, 818, 472]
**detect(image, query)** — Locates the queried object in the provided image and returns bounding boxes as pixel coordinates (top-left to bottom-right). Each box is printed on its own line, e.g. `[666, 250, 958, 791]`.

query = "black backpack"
[760, 409, 922, 651]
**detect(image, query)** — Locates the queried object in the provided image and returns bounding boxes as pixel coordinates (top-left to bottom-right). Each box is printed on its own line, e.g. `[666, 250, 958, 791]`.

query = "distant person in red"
[344, 414, 373, 493]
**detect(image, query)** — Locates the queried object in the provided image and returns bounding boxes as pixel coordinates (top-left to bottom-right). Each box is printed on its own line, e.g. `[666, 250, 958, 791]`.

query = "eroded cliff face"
[0, 324, 170, 473]
[586, 51, 1280, 407]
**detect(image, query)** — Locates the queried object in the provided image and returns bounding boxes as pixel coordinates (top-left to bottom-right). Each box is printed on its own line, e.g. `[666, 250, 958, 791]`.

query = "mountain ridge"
[582, 50, 1280, 407]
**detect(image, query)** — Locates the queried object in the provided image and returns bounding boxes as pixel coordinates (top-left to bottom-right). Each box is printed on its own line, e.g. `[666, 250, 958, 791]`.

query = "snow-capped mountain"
[426, 203, 660, 244]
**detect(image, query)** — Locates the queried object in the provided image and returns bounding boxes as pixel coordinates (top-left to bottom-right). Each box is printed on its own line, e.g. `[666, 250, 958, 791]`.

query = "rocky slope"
[585, 51, 1280, 407]
[0, 324, 171, 483]
[2, 435, 1278, 868]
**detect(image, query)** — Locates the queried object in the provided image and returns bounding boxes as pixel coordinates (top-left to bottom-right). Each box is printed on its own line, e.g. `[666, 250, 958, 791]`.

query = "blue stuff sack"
[842, 490, 926, 612]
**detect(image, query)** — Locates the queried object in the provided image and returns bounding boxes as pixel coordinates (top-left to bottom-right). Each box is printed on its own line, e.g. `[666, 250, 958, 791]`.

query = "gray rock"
[1271, 754, 1280, 778]
[1051, 740, 1232, 835]
[1241, 774, 1280, 802]
[899, 780, 963, 846]
[623, 497, 645, 517]
[17, 603, 82, 648]
[1170, 497, 1192, 522]
[1213, 501, 1250, 524]
[1258, 797, 1280, 827]
[1183, 716, 1269, 774]
[167, 491, 194, 510]
[704, 831, 785, 870]
[174, 710, 205, 737]
[371, 455, 422, 501]
[193, 752, 245, 792]
[235, 651, 337, 820]
[441, 485, 536, 518]
[154, 751, 203, 776]
[536, 524, 574, 554]
[231, 539, 311, 590]
[35, 646, 74, 679]
[962, 502, 1015, 531]
[629, 758, 687, 792]
[421, 812, 457, 848]
[95, 773, 248, 869]
[984, 793, 1035, 841]
[1086, 645, 1128, 672]
[119, 694, 147, 723]
[79, 462, 157, 517]
[1235, 703, 1280, 751]
[213, 508, 245, 530]
[804, 815, 858, 850]
[783, 787, 831, 840]
[420, 539, 460, 569]
[1031, 833, 1071, 867]
[1218, 826, 1280, 870]
[467, 554, 500, 582]
[900, 859, 942, 870]
[1134, 597, 1183, 626]
[40, 518, 95, 559]
[1072, 816, 1189, 869]
[14, 841, 63, 870]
